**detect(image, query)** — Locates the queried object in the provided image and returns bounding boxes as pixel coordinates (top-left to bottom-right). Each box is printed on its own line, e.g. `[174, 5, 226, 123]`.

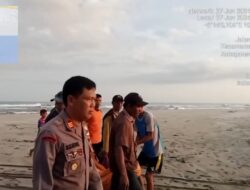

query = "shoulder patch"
[67, 120, 74, 128]
[42, 135, 57, 143]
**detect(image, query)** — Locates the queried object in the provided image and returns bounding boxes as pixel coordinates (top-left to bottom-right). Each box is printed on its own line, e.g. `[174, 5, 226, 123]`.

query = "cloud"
[17, 0, 131, 67]
[0, 0, 250, 102]
[168, 28, 194, 40]
[120, 60, 247, 85]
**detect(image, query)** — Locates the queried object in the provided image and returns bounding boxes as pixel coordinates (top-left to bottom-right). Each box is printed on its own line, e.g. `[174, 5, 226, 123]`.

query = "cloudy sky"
[1, 0, 250, 103]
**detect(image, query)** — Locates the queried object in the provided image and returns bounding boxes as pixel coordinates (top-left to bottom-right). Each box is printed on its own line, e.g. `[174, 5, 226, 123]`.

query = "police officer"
[33, 76, 103, 190]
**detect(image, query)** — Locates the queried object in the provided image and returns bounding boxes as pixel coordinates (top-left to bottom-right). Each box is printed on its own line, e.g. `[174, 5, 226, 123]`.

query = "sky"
[1, 0, 250, 103]
[0, 6, 17, 63]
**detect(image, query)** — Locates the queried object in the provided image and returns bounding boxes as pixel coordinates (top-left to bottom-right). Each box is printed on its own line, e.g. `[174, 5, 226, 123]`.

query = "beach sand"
[0, 109, 250, 189]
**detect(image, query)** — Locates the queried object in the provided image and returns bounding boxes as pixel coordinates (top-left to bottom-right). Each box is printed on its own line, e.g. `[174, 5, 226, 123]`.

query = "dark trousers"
[111, 170, 142, 190]
[92, 142, 102, 160]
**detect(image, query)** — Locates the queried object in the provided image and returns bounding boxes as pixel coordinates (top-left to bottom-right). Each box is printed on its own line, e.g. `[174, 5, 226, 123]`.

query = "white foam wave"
[0, 103, 42, 107]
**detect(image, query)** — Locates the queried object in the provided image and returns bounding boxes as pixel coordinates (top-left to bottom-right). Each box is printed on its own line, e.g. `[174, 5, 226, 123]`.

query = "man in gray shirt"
[33, 76, 103, 190]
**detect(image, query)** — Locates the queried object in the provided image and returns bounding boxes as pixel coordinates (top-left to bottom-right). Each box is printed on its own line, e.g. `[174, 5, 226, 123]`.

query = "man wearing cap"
[45, 91, 65, 123]
[101, 95, 123, 168]
[33, 76, 103, 190]
[109, 92, 147, 190]
[135, 106, 164, 190]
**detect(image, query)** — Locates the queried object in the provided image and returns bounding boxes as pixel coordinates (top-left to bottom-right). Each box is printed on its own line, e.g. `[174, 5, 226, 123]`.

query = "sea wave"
[0, 103, 42, 107]
[0, 102, 249, 114]
[0, 102, 52, 114]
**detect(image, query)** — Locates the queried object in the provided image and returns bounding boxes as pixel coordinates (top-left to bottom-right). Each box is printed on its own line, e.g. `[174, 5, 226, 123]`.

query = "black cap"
[112, 95, 123, 103]
[124, 92, 148, 106]
[50, 91, 63, 103]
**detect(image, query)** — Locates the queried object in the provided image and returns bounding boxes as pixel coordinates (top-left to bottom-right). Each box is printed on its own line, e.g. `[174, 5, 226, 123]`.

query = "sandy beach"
[0, 108, 250, 190]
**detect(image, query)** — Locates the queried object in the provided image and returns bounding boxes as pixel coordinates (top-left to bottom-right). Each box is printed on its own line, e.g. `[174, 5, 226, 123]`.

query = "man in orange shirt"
[88, 94, 103, 159]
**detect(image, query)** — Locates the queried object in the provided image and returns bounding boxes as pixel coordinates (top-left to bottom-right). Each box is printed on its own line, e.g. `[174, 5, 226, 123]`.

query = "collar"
[60, 110, 81, 130]
[122, 109, 135, 123]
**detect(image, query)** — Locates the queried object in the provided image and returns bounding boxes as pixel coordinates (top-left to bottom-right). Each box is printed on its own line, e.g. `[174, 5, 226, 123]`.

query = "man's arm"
[102, 116, 111, 154]
[33, 130, 57, 190]
[136, 131, 154, 145]
[115, 145, 129, 189]
[89, 158, 104, 190]
[137, 112, 155, 145]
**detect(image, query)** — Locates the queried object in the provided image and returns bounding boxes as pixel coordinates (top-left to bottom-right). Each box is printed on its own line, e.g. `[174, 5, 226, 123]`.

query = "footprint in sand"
[213, 152, 219, 158]
[195, 169, 202, 172]
[185, 170, 196, 175]
[189, 163, 194, 167]
[228, 156, 232, 159]
[5, 183, 18, 188]
[177, 173, 183, 177]
[7, 124, 18, 128]
[246, 139, 250, 145]
[5, 153, 12, 156]
[181, 181, 188, 185]
[203, 184, 213, 189]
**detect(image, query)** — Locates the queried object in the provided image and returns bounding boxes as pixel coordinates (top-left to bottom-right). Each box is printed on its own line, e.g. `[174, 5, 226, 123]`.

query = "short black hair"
[96, 94, 102, 98]
[63, 76, 96, 106]
[40, 109, 47, 115]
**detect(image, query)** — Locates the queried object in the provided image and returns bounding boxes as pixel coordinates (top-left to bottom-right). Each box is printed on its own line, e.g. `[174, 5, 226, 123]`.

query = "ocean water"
[0, 101, 52, 114]
[0, 101, 249, 114]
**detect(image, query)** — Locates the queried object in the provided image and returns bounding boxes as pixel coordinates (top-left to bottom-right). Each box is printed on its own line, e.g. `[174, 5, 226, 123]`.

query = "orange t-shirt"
[87, 109, 103, 144]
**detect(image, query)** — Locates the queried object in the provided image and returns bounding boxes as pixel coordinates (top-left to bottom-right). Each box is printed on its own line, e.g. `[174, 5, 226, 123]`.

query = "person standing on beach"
[28, 109, 48, 156]
[38, 109, 47, 130]
[109, 92, 146, 190]
[101, 94, 123, 168]
[87, 94, 103, 159]
[33, 76, 103, 190]
[45, 91, 65, 123]
[135, 106, 164, 190]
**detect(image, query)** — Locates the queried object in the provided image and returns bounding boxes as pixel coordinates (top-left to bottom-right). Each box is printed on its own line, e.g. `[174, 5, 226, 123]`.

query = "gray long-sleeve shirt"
[33, 110, 102, 190]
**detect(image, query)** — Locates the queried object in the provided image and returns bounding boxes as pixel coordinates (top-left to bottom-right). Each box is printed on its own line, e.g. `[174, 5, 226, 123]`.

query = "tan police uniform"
[33, 110, 103, 190]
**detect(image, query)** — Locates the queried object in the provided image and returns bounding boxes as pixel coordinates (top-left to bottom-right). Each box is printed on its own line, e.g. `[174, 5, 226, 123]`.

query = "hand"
[135, 137, 141, 146]
[119, 174, 129, 190]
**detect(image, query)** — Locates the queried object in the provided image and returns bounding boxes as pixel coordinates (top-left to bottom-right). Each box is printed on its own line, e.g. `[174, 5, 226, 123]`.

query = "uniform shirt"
[135, 111, 163, 158]
[33, 110, 102, 190]
[109, 109, 138, 172]
[102, 108, 119, 153]
[87, 109, 102, 144]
